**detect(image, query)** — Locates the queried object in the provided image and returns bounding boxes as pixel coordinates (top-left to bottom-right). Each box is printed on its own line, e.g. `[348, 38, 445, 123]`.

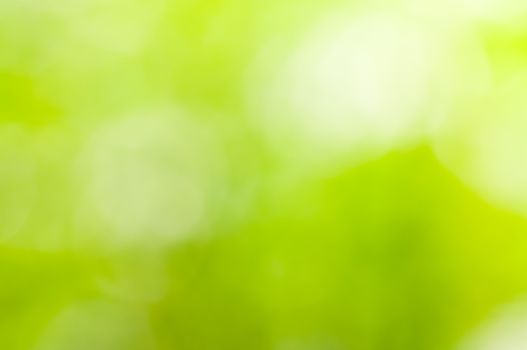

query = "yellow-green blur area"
[3, 0, 527, 349]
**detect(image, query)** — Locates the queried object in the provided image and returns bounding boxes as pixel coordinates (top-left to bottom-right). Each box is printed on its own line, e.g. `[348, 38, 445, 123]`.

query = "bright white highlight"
[441, 72, 527, 217]
[459, 300, 527, 350]
[258, 10, 441, 157]
[456, 0, 527, 24]
[79, 107, 216, 248]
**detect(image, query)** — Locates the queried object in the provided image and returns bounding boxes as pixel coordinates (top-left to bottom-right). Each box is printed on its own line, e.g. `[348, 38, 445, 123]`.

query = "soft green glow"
[1, 0, 527, 349]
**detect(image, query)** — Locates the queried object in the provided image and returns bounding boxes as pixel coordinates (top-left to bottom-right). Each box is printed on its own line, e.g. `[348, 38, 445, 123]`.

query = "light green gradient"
[1, 0, 527, 349]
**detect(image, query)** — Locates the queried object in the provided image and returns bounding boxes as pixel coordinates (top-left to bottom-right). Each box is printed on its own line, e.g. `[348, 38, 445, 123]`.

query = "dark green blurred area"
[2, 0, 527, 349]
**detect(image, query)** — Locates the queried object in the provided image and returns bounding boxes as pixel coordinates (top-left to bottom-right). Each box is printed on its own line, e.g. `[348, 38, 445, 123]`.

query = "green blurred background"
[2, 0, 527, 349]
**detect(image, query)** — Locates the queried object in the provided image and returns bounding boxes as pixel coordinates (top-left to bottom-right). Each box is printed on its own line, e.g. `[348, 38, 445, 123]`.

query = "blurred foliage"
[2, 0, 527, 349]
